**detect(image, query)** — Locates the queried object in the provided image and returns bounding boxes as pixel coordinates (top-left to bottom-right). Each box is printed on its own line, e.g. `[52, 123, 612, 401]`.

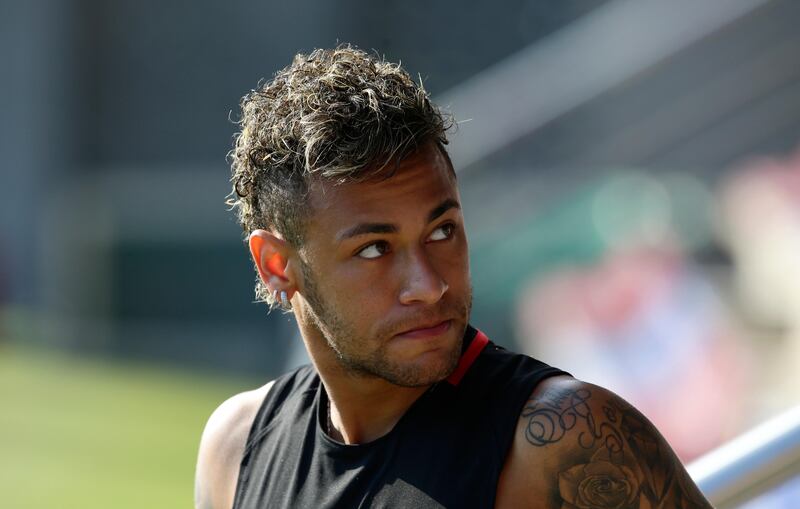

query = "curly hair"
[227, 45, 453, 307]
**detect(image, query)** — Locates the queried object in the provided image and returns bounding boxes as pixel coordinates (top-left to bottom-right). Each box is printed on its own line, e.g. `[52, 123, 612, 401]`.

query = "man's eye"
[357, 241, 390, 259]
[428, 223, 455, 242]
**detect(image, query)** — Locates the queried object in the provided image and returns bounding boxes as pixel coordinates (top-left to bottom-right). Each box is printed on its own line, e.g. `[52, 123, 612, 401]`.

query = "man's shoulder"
[463, 340, 570, 409]
[200, 381, 275, 455]
[193, 364, 319, 509]
[471, 339, 569, 382]
[194, 381, 274, 509]
[495, 376, 711, 508]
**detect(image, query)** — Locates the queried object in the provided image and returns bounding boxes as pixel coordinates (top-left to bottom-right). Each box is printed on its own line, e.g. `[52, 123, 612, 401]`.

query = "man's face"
[296, 143, 472, 387]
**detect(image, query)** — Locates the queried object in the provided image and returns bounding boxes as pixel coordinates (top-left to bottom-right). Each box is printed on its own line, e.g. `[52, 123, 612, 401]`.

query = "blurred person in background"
[718, 149, 800, 413]
[516, 244, 752, 462]
[194, 46, 711, 509]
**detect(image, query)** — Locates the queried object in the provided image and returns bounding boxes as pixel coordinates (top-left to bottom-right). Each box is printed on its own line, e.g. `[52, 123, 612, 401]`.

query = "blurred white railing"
[688, 404, 800, 507]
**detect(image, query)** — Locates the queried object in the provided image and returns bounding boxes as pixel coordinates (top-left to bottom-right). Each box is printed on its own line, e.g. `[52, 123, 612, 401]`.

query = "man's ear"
[248, 230, 296, 297]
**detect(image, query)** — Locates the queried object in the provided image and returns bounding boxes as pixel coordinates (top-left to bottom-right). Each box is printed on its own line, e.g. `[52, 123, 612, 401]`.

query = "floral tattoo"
[521, 387, 710, 509]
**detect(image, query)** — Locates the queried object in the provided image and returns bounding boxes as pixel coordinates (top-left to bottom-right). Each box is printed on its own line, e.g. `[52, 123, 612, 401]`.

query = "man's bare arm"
[194, 382, 273, 509]
[497, 376, 712, 509]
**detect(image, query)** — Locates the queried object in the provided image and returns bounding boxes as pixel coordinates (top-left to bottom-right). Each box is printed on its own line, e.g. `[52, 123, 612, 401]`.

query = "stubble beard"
[299, 259, 472, 387]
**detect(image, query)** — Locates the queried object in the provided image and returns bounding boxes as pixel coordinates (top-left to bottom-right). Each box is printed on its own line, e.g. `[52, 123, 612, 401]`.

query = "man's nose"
[398, 250, 449, 305]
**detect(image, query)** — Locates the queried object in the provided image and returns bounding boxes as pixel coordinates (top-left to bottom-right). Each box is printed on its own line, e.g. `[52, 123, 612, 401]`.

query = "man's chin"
[387, 338, 463, 387]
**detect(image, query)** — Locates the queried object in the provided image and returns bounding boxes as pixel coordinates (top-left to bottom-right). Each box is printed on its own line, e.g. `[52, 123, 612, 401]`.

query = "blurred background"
[2, 0, 799, 507]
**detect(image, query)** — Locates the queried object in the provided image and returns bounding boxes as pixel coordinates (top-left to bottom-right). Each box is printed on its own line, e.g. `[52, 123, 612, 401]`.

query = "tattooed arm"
[496, 376, 713, 509]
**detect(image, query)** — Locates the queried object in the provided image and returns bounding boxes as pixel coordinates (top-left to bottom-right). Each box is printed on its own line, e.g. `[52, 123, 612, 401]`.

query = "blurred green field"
[0, 342, 259, 509]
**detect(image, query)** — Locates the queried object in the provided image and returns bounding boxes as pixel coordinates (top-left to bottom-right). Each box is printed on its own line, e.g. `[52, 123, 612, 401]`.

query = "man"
[195, 45, 712, 508]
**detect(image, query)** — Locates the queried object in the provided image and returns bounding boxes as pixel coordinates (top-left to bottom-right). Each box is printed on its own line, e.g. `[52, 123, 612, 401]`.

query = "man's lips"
[395, 319, 452, 339]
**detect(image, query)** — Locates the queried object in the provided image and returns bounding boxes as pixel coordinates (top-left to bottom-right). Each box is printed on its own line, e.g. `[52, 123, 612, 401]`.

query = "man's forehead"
[307, 143, 458, 219]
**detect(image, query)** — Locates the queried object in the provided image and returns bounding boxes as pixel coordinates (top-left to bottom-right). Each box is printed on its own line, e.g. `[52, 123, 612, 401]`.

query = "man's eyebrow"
[336, 223, 398, 242]
[428, 198, 460, 223]
[336, 198, 460, 243]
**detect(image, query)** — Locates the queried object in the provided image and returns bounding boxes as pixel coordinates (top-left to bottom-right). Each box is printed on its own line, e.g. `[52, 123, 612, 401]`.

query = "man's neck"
[297, 321, 431, 445]
[323, 374, 429, 444]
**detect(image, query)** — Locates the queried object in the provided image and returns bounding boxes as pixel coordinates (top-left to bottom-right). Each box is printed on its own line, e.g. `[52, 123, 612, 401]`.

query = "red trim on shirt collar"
[445, 329, 489, 386]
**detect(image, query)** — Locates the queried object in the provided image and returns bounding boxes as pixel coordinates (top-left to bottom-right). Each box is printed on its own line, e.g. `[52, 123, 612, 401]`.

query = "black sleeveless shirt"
[232, 325, 570, 508]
